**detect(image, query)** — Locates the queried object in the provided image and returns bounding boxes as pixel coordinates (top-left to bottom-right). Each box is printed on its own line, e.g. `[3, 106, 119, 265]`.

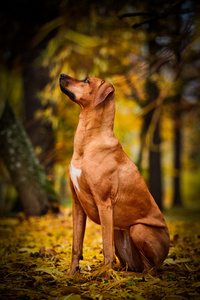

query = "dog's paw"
[68, 265, 80, 275]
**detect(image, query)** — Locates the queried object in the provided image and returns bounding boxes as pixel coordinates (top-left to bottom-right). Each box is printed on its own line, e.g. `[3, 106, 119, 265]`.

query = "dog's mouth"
[59, 74, 76, 101]
[60, 82, 76, 101]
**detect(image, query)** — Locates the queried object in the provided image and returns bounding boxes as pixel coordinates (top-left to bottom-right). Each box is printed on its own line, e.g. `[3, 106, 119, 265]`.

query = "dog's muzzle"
[60, 74, 76, 101]
[60, 73, 70, 80]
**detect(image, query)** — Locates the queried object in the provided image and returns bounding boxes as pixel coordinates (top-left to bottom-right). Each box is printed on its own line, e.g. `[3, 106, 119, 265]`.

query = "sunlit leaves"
[0, 210, 200, 299]
[29, 4, 200, 209]
[65, 29, 105, 48]
[36, 21, 148, 194]
[31, 17, 66, 48]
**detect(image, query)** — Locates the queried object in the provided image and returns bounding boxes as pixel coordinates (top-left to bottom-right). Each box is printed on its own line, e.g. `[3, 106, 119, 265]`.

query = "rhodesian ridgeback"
[60, 74, 170, 276]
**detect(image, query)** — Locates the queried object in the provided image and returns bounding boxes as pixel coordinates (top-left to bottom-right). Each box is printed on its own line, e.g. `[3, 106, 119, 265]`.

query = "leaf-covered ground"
[0, 208, 200, 300]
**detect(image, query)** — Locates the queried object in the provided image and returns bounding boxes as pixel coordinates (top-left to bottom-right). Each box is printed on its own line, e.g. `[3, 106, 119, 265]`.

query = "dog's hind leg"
[129, 224, 170, 274]
[114, 229, 144, 272]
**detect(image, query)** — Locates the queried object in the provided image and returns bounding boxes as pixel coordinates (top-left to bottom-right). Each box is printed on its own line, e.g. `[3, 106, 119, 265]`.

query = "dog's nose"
[60, 73, 71, 80]
[60, 73, 68, 79]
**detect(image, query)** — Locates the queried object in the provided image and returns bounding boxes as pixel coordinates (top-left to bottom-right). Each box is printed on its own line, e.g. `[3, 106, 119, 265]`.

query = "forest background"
[0, 0, 200, 215]
[1, 1, 200, 299]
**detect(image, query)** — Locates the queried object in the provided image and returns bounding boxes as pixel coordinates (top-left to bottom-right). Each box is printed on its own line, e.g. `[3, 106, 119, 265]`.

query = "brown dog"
[60, 74, 170, 276]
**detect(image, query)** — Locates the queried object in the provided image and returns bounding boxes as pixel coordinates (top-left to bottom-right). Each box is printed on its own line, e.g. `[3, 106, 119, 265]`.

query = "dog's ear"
[94, 82, 115, 107]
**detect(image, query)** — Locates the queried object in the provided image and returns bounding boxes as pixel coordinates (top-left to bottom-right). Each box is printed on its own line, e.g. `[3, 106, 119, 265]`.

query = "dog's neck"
[72, 93, 119, 161]
[80, 94, 115, 130]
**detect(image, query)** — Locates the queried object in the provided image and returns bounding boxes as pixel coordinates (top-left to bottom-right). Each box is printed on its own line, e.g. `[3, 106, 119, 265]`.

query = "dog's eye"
[83, 78, 89, 83]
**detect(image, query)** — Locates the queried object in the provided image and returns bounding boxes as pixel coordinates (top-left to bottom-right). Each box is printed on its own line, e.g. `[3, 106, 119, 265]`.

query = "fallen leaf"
[164, 258, 191, 265]
[0, 209, 199, 300]
[34, 267, 57, 279]
[18, 247, 34, 253]
[162, 296, 188, 300]
[90, 263, 109, 278]
[61, 286, 81, 295]
[64, 294, 81, 300]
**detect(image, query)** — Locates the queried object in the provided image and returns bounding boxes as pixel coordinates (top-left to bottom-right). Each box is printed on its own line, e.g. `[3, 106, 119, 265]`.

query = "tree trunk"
[0, 101, 50, 216]
[145, 79, 162, 209]
[23, 64, 54, 176]
[145, 12, 163, 210]
[171, 10, 183, 207]
[149, 120, 162, 209]
[173, 102, 182, 206]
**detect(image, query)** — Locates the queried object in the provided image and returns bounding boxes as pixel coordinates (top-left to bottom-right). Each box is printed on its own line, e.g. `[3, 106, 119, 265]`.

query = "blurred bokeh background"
[0, 0, 200, 216]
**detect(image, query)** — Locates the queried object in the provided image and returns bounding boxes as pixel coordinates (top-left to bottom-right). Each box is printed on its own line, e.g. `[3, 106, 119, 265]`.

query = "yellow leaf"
[91, 263, 109, 278]
[63, 294, 81, 300]
[18, 248, 34, 253]
[106, 278, 128, 290]
[34, 267, 57, 279]
[164, 258, 191, 265]
[65, 29, 103, 48]
[184, 263, 198, 272]
[49, 290, 58, 296]
[192, 282, 200, 288]
[61, 286, 80, 295]
[163, 296, 188, 300]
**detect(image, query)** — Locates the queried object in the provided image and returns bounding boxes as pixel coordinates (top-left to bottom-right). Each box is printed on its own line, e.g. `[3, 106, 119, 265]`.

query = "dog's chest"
[70, 163, 82, 192]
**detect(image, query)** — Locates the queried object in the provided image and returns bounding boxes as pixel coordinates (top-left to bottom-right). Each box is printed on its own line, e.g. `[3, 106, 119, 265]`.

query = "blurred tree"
[23, 64, 55, 175]
[0, 1, 63, 213]
[0, 0, 129, 212]
[36, 6, 146, 199]
[120, 0, 199, 208]
[145, 78, 162, 209]
[1, 0, 200, 214]
[0, 101, 52, 216]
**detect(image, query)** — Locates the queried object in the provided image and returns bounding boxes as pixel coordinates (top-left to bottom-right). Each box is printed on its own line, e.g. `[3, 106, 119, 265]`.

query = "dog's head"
[59, 74, 115, 109]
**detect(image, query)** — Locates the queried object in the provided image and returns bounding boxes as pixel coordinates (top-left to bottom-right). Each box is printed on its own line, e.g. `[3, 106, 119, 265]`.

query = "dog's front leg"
[98, 203, 115, 276]
[70, 199, 86, 274]
[69, 180, 87, 275]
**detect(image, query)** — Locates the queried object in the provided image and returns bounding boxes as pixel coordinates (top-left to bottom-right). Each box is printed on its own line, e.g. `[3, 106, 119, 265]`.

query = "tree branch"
[118, 0, 195, 29]
[118, 12, 158, 19]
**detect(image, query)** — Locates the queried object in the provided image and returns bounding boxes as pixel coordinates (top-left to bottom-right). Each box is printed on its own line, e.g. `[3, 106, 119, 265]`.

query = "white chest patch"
[70, 163, 82, 192]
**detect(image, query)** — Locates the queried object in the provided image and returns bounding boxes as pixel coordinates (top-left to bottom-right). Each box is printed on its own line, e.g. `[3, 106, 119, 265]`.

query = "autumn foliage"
[0, 2, 200, 298]
[0, 208, 200, 299]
